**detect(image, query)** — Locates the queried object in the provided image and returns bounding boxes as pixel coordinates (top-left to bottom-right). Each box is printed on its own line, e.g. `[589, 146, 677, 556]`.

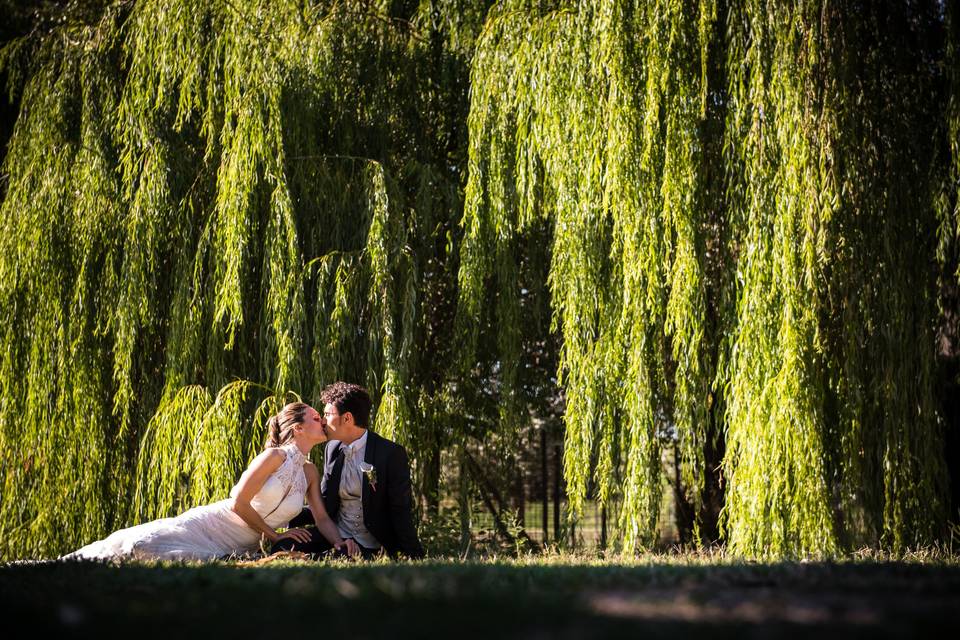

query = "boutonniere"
[359, 462, 377, 491]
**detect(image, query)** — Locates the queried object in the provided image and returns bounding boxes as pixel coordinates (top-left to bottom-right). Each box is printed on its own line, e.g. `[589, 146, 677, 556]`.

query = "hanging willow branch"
[943, 0, 960, 276]
[722, 0, 946, 556]
[460, 0, 717, 551]
[721, 0, 839, 557]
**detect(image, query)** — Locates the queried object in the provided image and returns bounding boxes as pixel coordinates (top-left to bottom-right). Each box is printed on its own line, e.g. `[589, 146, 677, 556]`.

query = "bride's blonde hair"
[264, 402, 310, 449]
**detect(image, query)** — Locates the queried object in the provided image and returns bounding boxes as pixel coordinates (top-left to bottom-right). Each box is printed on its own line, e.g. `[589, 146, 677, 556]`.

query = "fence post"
[553, 443, 561, 542]
[600, 503, 607, 550]
[517, 452, 525, 528]
[541, 429, 548, 544]
[459, 446, 471, 554]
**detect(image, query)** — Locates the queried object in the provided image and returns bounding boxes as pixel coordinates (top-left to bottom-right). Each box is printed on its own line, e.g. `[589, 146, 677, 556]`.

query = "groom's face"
[322, 403, 341, 438]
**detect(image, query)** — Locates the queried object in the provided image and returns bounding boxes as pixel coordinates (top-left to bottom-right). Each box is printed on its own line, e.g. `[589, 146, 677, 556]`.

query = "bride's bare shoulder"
[244, 447, 286, 472]
[256, 447, 287, 461]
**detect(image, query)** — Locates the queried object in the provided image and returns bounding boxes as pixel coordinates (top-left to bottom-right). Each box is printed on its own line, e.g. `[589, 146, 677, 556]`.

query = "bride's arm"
[304, 463, 347, 549]
[230, 449, 310, 545]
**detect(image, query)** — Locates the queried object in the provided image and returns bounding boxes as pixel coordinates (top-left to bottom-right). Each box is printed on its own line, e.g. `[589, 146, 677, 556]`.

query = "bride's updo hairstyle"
[264, 402, 310, 449]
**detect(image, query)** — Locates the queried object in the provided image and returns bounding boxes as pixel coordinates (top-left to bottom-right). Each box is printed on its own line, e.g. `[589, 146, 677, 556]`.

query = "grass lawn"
[2, 552, 959, 638]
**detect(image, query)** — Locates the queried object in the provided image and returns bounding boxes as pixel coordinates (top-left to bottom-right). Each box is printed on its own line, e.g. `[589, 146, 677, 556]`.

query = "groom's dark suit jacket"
[321, 430, 424, 559]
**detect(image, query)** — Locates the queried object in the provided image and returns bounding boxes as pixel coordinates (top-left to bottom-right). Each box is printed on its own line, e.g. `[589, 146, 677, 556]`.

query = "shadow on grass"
[2, 559, 959, 638]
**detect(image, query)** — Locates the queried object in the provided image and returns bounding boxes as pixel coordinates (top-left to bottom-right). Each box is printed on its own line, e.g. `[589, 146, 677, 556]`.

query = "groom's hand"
[276, 527, 313, 544]
[342, 538, 361, 557]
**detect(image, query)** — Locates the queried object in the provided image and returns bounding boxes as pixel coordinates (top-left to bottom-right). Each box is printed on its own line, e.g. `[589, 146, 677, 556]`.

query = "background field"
[3, 553, 959, 638]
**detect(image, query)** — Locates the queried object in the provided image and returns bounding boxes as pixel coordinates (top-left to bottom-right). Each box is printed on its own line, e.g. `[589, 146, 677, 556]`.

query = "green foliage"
[945, 1, 960, 275]
[461, 0, 718, 551]
[460, 0, 950, 557]
[721, 0, 945, 556]
[721, 0, 839, 557]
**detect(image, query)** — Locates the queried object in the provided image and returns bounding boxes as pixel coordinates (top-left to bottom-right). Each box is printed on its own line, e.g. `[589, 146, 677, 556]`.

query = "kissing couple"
[62, 382, 424, 562]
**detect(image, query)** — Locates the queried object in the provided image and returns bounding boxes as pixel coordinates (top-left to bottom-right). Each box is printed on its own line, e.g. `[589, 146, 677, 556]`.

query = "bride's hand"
[274, 528, 312, 544]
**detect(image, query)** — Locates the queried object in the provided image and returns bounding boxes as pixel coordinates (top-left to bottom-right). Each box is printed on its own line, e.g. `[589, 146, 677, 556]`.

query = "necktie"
[331, 445, 346, 482]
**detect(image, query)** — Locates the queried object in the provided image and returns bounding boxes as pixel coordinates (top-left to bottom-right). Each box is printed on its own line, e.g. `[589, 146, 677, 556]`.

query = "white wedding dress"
[62, 443, 308, 561]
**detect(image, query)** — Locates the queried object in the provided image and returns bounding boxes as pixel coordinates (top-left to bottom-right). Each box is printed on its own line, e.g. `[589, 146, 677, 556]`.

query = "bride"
[62, 402, 350, 561]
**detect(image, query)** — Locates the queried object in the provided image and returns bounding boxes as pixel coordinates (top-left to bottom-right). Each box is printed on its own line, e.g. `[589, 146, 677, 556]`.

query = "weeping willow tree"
[0, 0, 486, 560]
[1, 0, 954, 562]
[460, 0, 949, 556]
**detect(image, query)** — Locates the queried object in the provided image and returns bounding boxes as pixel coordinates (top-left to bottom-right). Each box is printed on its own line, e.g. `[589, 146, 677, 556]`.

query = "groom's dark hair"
[321, 382, 372, 427]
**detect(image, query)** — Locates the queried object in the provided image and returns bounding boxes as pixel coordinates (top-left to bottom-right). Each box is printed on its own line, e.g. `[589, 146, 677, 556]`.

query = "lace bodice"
[269, 443, 308, 495]
[232, 443, 309, 527]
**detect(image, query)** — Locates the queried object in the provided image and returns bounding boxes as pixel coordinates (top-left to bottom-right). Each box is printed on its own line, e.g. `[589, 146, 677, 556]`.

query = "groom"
[272, 381, 424, 560]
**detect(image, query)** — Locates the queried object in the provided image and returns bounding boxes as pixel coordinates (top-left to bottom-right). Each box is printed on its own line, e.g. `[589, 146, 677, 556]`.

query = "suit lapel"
[326, 442, 345, 516]
[362, 431, 378, 513]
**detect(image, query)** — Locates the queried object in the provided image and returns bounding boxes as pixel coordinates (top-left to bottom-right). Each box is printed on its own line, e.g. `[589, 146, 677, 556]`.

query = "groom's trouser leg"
[287, 507, 314, 529]
[271, 508, 335, 557]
